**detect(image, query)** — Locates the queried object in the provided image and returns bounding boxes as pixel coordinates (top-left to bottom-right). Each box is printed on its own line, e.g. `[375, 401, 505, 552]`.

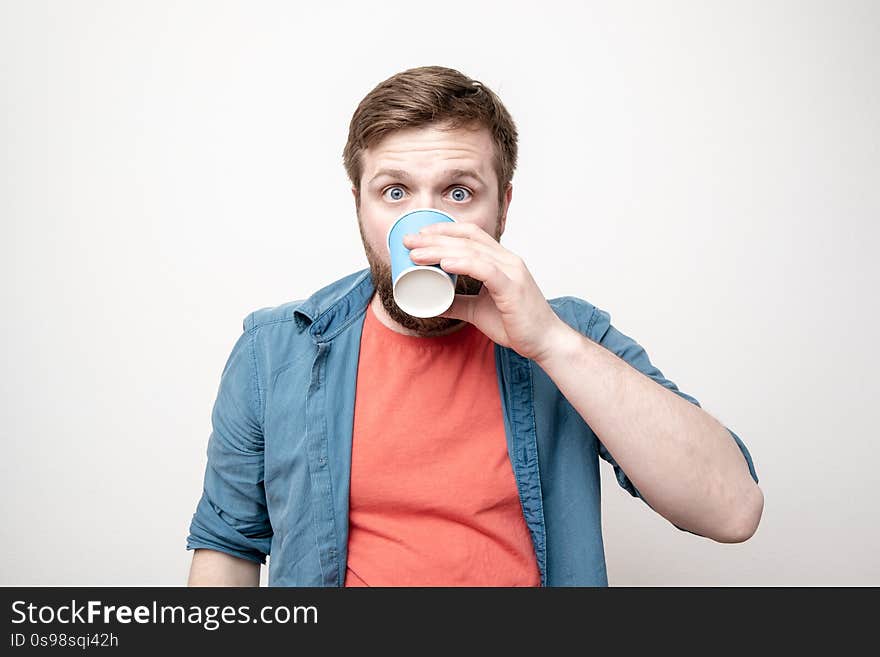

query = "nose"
[410, 192, 444, 209]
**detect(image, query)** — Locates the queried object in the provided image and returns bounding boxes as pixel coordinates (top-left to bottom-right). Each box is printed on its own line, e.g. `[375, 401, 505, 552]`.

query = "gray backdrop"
[2, 0, 877, 586]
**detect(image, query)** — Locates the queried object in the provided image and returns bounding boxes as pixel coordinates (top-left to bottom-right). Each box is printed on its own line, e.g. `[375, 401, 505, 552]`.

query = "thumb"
[438, 293, 478, 323]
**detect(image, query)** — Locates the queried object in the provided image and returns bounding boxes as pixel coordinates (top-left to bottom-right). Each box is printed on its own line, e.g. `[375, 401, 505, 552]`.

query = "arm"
[187, 548, 261, 587]
[402, 221, 761, 541]
[535, 318, 764, 543]
[185, 321, 273, 575]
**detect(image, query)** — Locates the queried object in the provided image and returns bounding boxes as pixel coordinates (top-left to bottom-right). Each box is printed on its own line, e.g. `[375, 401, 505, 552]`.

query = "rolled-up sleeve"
[186, 319, 273, 564]
[587, 305, 760, 535]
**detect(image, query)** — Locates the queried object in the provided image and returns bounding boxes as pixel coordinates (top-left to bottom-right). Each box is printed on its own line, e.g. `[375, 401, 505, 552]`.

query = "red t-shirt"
[343, 302, 541, 586]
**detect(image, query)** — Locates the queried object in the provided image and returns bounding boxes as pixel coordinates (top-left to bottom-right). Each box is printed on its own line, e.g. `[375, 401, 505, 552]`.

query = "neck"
[369, 293, 467, 338]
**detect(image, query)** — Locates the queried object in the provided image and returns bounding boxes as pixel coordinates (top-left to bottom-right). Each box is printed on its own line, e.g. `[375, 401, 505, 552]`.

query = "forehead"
[361, 123, 495, 180]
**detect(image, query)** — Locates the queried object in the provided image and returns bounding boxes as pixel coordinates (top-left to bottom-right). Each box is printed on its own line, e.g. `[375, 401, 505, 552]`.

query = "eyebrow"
[367, 168, 486, 187]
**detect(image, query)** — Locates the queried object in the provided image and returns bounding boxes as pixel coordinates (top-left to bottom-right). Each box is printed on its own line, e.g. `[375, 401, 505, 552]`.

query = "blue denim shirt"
[186, 268, 759, 586]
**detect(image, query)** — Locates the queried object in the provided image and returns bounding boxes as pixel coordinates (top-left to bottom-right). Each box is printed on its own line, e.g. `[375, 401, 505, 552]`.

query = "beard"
[357, 208, 502, 336]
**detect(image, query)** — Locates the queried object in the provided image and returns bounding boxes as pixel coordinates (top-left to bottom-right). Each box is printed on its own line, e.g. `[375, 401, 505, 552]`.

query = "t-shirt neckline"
[365, 301, 480, 349]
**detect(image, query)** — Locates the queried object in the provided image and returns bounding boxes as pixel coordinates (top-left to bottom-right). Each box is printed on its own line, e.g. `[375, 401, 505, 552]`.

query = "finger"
[407, 233, 518, 269]
[409, 245, 509, 278]
[418, 221, 500, 248]
[436, 254, 512, 298]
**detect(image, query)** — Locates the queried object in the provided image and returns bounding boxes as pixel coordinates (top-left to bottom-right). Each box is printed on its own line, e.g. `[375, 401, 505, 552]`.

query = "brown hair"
[343, 66, 518, 206]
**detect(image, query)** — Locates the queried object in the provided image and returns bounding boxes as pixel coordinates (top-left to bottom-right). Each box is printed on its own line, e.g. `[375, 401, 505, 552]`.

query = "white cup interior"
[393, 267, 455, 318]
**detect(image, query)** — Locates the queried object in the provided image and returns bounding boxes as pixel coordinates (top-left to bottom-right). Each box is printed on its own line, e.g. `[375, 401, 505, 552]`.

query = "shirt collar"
[293, 268, 374, 342]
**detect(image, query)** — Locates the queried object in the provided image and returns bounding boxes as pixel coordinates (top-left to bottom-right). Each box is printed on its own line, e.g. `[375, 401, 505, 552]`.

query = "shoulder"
[547, 295, 605, 337]
[240, 269, 371, 334]
[240, 299, 307, 332]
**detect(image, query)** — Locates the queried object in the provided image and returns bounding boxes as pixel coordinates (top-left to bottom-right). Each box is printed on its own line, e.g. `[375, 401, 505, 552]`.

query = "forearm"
[535, 319, 763, 542]
[187, 549, 261, 586]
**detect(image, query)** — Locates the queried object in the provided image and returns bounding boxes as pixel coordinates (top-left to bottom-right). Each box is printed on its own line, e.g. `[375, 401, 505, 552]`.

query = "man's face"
[353, 121, 512, 335]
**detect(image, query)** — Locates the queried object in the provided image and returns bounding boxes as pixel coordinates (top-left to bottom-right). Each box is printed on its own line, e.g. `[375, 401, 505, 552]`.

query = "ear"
[497, 183, 512, 237]
[351, 186, 359, 211]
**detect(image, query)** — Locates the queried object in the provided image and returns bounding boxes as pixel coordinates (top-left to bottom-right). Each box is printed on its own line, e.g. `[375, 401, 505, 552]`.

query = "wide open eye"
[382, 186, 406, 201]
[449, 187, 472, 202]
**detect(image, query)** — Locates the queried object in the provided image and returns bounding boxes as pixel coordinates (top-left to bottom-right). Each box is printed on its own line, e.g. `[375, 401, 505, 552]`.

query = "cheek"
[458, 214, 495, 236]
[358, 206, 383, 239]
[451, 197, 495, 222]
[362, 220, 393, 258]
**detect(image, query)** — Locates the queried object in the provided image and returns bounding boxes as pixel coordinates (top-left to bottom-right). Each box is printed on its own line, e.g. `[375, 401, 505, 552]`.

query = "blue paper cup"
[385, 208, 458, 318]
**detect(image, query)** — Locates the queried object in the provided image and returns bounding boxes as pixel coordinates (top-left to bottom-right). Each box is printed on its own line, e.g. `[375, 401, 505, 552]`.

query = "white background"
[2, 0, 877, 586]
